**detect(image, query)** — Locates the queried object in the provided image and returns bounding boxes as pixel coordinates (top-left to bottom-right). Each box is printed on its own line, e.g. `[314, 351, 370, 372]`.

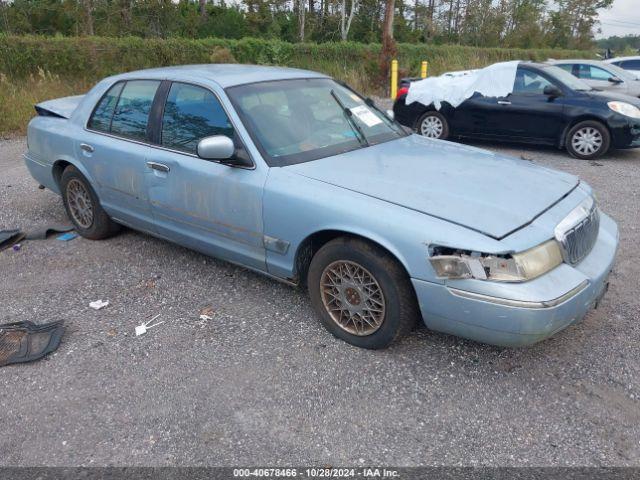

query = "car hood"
[286, 135, 579, 239]
[582, 89, 640, 106]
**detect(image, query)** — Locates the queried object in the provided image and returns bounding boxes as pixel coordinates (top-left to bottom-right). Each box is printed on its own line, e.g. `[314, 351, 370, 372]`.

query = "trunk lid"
[35, 95, 85, 119]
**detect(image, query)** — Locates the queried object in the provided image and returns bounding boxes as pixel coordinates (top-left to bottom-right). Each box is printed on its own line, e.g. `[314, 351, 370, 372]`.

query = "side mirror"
[608, 76, 623, 84]
[543, 85, 562, 97]
[196, 135, 253, 168]
[197, 135, 235, 160]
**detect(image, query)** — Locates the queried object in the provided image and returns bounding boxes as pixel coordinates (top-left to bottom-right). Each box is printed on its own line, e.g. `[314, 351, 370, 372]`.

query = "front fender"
[263, 168, 504, 283]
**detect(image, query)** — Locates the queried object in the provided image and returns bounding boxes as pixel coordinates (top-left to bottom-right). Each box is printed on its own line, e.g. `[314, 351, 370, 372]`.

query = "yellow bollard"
[390, 59, 398, 100]
[421, 61, 428, 78]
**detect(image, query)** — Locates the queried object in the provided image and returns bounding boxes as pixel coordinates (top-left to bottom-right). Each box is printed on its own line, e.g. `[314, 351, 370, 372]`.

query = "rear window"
[88, 80, 160, 142]
[88, 82, 124, 132]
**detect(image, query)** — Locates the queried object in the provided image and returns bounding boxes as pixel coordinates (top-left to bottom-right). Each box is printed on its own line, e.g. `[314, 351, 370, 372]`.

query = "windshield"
[226, 78, 407, 166]
[543, 65, 593, 91]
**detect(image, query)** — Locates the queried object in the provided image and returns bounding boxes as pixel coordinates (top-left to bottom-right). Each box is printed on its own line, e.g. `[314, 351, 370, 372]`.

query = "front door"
[144, 81, 267, 271]
[476, 67, 566, 142]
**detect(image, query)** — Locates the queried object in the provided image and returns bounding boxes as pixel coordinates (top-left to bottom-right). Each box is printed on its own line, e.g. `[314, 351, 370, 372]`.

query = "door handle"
[80, 143, 94, 153]
[497, 100, 512, 105]
[146, 161, 170, 173]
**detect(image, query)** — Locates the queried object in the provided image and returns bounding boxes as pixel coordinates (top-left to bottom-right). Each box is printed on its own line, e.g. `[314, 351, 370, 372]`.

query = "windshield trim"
[225, 77, 408, 167]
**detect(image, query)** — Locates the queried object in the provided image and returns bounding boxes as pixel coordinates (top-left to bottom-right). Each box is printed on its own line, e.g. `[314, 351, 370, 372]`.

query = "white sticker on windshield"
[350, 105, 382, 127]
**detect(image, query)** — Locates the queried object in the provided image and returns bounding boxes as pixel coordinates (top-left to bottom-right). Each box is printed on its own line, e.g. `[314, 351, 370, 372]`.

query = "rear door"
[78, 80, 161, 232]
[144, 81, 267, 270]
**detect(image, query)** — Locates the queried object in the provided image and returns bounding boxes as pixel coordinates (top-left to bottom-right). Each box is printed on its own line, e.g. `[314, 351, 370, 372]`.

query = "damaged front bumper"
[411, 212, 618, 347]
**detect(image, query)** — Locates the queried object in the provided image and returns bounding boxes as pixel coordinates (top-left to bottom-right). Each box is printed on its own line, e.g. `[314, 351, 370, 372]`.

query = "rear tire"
[566, 120, 610, 160]
[416, 111, 450, 140]
[60, 165, 120, 240]
[307, 237, 418, 349]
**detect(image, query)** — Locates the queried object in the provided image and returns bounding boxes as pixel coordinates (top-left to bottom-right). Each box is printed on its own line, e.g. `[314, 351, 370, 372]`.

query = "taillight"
[396, 87, 409, 99]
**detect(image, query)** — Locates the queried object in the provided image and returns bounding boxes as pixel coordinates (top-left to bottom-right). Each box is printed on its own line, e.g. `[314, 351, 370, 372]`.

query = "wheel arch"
[52, 157, 96, 191]
[293, 229, 413, 287]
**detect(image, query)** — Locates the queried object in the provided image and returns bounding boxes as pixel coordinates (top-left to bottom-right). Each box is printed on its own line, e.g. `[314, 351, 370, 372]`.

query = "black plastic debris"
[26, 223, 74, 240]
[0, 230, 25, 252]
[0, 320, 65, 367]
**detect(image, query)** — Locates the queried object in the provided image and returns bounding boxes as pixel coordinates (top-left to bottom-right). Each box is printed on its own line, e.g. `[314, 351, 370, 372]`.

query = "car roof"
[605, 56, 640, 63]
[107, 64, 329, 88]
[548, 59, 609, 66]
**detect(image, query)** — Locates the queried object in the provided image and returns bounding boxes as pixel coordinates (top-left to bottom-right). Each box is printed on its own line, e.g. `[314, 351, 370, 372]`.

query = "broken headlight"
[429, 239, 563, 282]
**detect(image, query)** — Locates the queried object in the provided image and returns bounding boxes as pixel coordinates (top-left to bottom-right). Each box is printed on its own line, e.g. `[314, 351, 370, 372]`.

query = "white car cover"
[405, 60, 521, 110]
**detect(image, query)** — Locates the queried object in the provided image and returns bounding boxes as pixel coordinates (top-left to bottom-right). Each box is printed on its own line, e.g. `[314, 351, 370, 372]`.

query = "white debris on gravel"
[405, 60, 520, 110]
[89, 299, 109, 310]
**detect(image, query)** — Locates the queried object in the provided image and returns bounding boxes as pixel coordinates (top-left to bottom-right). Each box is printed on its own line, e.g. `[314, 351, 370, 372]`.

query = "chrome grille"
[558, 205, 600, 265]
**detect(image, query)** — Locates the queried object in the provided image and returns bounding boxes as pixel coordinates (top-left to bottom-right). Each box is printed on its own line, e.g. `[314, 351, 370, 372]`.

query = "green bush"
[0, 35, 594, 82]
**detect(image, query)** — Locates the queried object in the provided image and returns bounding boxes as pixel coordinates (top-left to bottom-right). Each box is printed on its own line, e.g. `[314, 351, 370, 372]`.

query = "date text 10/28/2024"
[233, 468, 400, 478]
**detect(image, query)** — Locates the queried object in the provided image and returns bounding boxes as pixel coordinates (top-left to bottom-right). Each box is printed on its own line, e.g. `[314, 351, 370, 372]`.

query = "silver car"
[605, 56, 640, 79]
[548, 59, 640, 98]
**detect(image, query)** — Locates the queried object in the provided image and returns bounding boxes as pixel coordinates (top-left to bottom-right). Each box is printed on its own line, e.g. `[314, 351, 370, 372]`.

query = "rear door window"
[622, 60, 640, 69]
[109, 80, 160, 141]
[161, 82, 234, 154]
[88, 82, 124, 132]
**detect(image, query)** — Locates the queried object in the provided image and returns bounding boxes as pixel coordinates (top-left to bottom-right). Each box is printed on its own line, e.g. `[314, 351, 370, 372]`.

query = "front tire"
[416, 111, 449, 140]
[307, 237, 418, 349]
[566, 120, 610, 160]
[60, 165, 120, 240]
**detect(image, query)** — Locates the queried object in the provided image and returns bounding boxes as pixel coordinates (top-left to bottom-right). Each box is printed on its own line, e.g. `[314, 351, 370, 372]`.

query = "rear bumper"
[412, 213, 618, 347]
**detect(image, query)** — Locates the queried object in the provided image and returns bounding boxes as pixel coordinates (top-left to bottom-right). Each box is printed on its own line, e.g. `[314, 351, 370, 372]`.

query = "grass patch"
[0, 71, 91, 137]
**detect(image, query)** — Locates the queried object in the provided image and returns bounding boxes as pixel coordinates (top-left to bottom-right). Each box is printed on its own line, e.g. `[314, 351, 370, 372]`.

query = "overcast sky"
[597, 0, 640, 38]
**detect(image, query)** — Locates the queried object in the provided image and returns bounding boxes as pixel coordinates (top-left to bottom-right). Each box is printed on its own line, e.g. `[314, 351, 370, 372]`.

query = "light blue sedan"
[24, 65, 618, 349]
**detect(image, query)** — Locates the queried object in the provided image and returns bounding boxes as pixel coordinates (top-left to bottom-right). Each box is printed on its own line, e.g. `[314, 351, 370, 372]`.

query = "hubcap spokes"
[421, 116, 444, 138]
[320, 260, 386, 336]
[572, 127, 603, 155]
[67, 179, 94, 228]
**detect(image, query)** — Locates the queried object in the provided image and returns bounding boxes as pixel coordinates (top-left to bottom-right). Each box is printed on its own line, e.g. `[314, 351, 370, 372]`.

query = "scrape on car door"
[144, 82, 267, 270]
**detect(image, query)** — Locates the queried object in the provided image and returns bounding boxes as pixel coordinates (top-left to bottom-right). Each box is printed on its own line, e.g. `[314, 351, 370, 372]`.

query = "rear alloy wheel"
[417, 111, 449, 140]
[60, 165, 121, 240]
[307, 237, 418, 349]
[566, 121, 610, 160]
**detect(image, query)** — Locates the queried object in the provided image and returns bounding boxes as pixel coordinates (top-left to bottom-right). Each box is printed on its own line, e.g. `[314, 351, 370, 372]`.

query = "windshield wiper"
[330, 89, 369, 147]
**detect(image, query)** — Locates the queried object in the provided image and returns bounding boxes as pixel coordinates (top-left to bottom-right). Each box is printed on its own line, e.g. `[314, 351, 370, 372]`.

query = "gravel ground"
[0, 136, 639, 467]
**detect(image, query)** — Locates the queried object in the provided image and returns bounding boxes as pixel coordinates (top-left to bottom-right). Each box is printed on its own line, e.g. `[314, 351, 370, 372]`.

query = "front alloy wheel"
[320, 260, 386, 336]
[308, 237, 418, 349]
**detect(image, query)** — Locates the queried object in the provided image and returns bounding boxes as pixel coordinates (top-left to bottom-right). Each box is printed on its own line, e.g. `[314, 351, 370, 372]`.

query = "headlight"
[607, 101, 640, 119]
[429, 239, 563, 282]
